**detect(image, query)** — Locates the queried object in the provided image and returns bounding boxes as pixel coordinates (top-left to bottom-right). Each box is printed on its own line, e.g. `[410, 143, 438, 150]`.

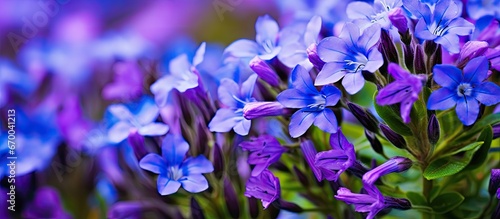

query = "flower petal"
[358, 24, 381, 50]
[108, 121, 133, 143]
[193, 42, 206, 66]
[432, 64, 462, 88]
[277, 89, 312, 108]
[315, 62, 346, 86]
[314, 109, 338, 134]
[463, 56, 489, 84]
[321, 85, 341, 106]
[150, 75, 175, 107]
[339, 23, 361, 49]
[139, 154, 164, 174]
[376, 81, 413, 105]
[290, 64, 317, 94]
[435, 34, 460, 54]
[342, 72, 365, 95]
[317, 37, 349, 63]
[455, 96, 480, 126]
[233, 118, 252, 136]
[289, 109, 317, 138]
[138, 123, 169, 136]
[208, 108, 239, 133]
[224, 39, 259, 58]
[157, 175, 181, 195]
[241, 74, 258, 100]
[427, 88, 457, 110]
[217, 78, 240, 108]
[180, 174, 209, 193]
[182, 155, 214, 174]
[475, 82, 500, 106]
[255, 15, 279, 46]
[304, 16, 322, 46]
[161, 134, 189, 166]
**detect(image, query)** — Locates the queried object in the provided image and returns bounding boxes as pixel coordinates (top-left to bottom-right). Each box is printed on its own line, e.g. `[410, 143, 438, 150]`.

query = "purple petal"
[339, 23, 361, 49]
[108, 104, 134, 121]
[456, 96, 480, 126]
[300, 140, 322, 181]
[304, 16, 322, 46]
[193, 42, 206, 66]
[330, 129, 354, 151]
[376, 82, 413, 105]
[475, 82, 500, 106]
[289, 109, 317, 138]
[463, 56, 489, 84]
[402, 0, 431, 22]
[180, 174, 209, 193]
[162, 134, 189, 166]
[278, 43, 308, 68]
[138, 123, 169, 136]
[432, 64, 462, 88]
[314, 109, 338, 134]
[277, 89, 312, 108]
[358, 24, 381, 50]
[315, 62, 346, 86]
[346, 2, 375, 20]
[435, 34, 460, 54]
[108, 121, 133, 143]
[208, 108, 239, 133]
[224, 39, 259, 58]
[433, 0, 460, 23]
[255, 15, 279, 46]
[364, 50, 384, 73]
[387, 63, 410, 80]
[150, 75, 174, 107]
[427, 88, 457, 110]
[139, 154, 164, 174]
[445, 17, 474, 36]
[157, 176, 181, 195]
[321, 85, 341, 106]
[342, 72, 365, 95]
[414, 18, 436, 40]
[290, 65, 317, 94]
[400, 97, 417, 123]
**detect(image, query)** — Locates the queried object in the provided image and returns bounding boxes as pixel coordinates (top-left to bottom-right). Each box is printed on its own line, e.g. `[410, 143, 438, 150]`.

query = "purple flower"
[102, 61, 143, 101]
[427, 56, 500, 125]
[208, 74, 258, 136]
[249, 56, 280, 86]
[244, 169, 281, 209]
[278, 16, 322, 68]
[243, 101, 285, 120]
[224, 15, 281, 60]
[277, 65, 341, 138]
[151, 42, 205, 107]
[314, 129, 357, 181]
[376, 63, 426, 123]
[139, 134, 214, 195]
[22, 187, 72, 219]
[316, 23, 383, 94]
[403, 0, 474, 54]
[107, 96, 169, 143]
[457, 41, 489, 67]
[489, 169, 500, 195]
[362, 156, 412, 185]
[300, 140, 322, 181]
[240, 135, 286, 176]
[335, 186, 386, 219]
[347, 0, 403, 30]
[389, 7, 410, 33]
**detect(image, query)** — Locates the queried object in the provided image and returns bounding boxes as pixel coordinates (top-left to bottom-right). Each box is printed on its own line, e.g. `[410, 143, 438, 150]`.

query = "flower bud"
[108, 201, 146, 219]
[248, 197, 259, 218]
[277, 200, 303, 213]
[388, 8, 409, 35]
[365, 130, 384, 155]
[457, 41, 489, 68]
[293, 166, 310, 187]
[379, 124, 406, 149]
[128, 130, 147, 160]
[403, 43, 414, 72]
[381, 30, 399, 64]
[489, 169, 500, 196]
[414, 45, 426, 74]
[307, 43, 325, 70]
[493, 124, 500, 139]
[424, 41, 437, 56]
[191, 197, 205, 219]
[224, 178, 240, 218]
[427, 114, 440, 145]
[250, 56, 280, 86]
[212, 144, 224, 179]
[243, 101, 284, 120]
[347, 102, 379, 133]
[384, 197, 412, 210]
[362, 156, 412, 185]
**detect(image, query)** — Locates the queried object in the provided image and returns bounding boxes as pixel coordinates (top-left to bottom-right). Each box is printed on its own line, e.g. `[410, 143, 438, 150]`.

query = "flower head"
[347, 0, 403, 30]
[376, 63, 426, 123]
[427, 56, 500, 125]
[244, 169, 281, 209]
[277, 65, 341, 137]
[240, 135, 286, 176]
[139, 134, 214, 195]
[278, 16, 322, 68]
[335, 186, 386, 219]
[314, 129, 357, 181]
[316, 23, 383, 94]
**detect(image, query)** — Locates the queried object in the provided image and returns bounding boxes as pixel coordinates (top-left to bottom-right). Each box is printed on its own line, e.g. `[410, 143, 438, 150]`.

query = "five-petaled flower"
[139, 134, 214, 195]
[314, 129, 357, 181]
[244, 169, 281, 209]
[240, 135, 287, 176]
[277, 65, 341, 138]
[427, 56, 500, 125]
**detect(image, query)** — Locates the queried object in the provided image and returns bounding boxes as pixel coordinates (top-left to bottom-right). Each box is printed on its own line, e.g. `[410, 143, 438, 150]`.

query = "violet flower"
[362, 156, 412, 185]
[403, 0, 474, 54]
[239, 135, 286, 176]
[316, 23, 383, 94]
[22, 187, 73, 219]
[346, 0, 403, 30]
[102, 61, 143, 101]
[151, 42, 206, 107]
[427, 56, 500, 125]
[244, 169, 281, 209]
[224, 15, 281, 60]
[314, 129, 357, 182]
[277, 65, 341, 138]
[376, 63, 426, 123]
[106, 96, 169, 143]
[139, 134, 214, 195]
[208, 74, 258, 136]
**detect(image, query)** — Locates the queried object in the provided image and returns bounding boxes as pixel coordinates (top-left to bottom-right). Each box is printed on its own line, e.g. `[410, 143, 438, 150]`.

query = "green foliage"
[430, 192, 464, 214]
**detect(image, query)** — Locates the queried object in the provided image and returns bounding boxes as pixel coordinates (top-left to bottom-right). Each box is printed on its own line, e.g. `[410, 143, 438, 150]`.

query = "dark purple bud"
[128, 130, 147, 160]
[277, 199, 303, 213]
[457, 41, 489, 68]
[427, 114, 440, 145]
[413, 45, 426, 74]
[403, 43, 414, 72]
[493, 124, 500, 139]
[362, 156, 412, 185]
[424, 41, 437, 56]
[248, 197, 259, 218]
[108, 201, 145, 219]
[432, 45, 442, 66]
[307, 43, 325, 70]
[380, 124, 407, 149]
[191, 197, 205, 219]
[381, 30, 399, 64]
[293, 166, 310, 187]
[212, 144, 224, 179]
[388, 8, 409, 35]
[243, 102, 285, 120]
[365, 130, 384, 155]
[489, 169, 500, 195]
[250, 56, 280, 86]
[384, 197, 412, 210]
[224, 178, 240, 218]
[347, 102, 379, 133]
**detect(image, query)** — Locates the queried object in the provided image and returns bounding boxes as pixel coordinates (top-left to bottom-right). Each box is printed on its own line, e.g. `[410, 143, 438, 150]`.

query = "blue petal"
[339, 23, 361, 49]
[277, 89, 314, 108]
[342, 72, 365, 95]
[290, 65, 318, 94]
[364, 49, 384, 73]
[415, 18, 437, 40]
[432, 64, 462, 88]
[289, 109, 318, 138]
[456, 96, 480, 126]
[241, 74, 258, 100]
[136, 97, 160, 125]
[433, 0, 460, 26]
[315, 62, 346, 86]
[139, 154, 165, 174]
[108, 121, 133, 143]
[108, 104, 134, 121]
[255, 15, 279, 46]
[277, 42, 307, 68]
[320, 85, 341, 106]
[233, 118, 252, 136]
[182, 155, 214, 175]
[402, 0, 431, 23]
[304, 16, 322, 46]
[138, 123, 169, 136]
[358, 24, 381, 50]
[150, 75, 175, 107]
[435, 34, 460, 54]
[427, 88, 457, 110]
[317, 37, 349, 63]
[346, 2, 376, 21]
[445, 17, 474, 36]
[208, 108, 239, 132]
[157, 175, 181, 195]
[162, 134, 189, 166]
[180, 174, 209, 193]
[314, 109, 338, 134]
[217, 78, 240, 108]
[463, 56, 489, 84]
[224, 39, 259, 58]
[193, 42, 206, 66]
[475, 82, 500, 106]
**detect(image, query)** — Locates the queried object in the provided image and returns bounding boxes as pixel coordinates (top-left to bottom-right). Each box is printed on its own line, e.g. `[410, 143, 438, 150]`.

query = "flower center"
[305, 94, 327, 111]
[457, 83, 472, 97]
[167, 166, 184, 181]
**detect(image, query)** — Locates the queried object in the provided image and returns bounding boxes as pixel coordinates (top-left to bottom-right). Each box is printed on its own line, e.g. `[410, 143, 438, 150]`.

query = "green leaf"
[373, 92, 413, 136]
[406, 191, 427, 206]
[423, 142, 484, 180]
[455, 113, 500, 143]
[463, 126, 493, 171]
[430, 192, 464, 214]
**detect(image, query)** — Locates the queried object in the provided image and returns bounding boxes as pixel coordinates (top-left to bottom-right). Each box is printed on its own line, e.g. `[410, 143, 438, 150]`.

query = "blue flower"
[277, 65, 341, 138]
[150, 43, 206, 107]
[427, 56, 500, 125]
[347, 0, 403, 30]
[467, 0, 500, 20]
[316, 23, 383, 94]
[208, 74, 258, 136]
[224, 15, 281, 60]
[139, 134, 213, 195]
[403, 0, 474, 54]
[106, 96, 169, 143]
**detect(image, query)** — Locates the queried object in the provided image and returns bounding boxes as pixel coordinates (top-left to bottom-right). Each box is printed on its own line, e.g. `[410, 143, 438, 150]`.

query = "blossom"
[242, 101, 285, 120]
[316, 23, 383, 94]
[102, 61, 143, 101]
[362, 156, 412, 185]
[240, 135, 286, 176]
[208, 74, 258, 136]
[22, 187, 73, 219]
[376, 63, 426, 123]
[224, 15, 281, 60]
[139, 134, 214, 195]
[244, 169, 281, 209]
[467, 0, 500, 20]
[314, 129, 357, 181]
[427, 56, 500, 125]
[106, 96, 169, 143]
[150, 42, 206, 107]
[277, 65, 341, 138]
[346, 0, 403, 30]
[403, 0, 474, 54]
